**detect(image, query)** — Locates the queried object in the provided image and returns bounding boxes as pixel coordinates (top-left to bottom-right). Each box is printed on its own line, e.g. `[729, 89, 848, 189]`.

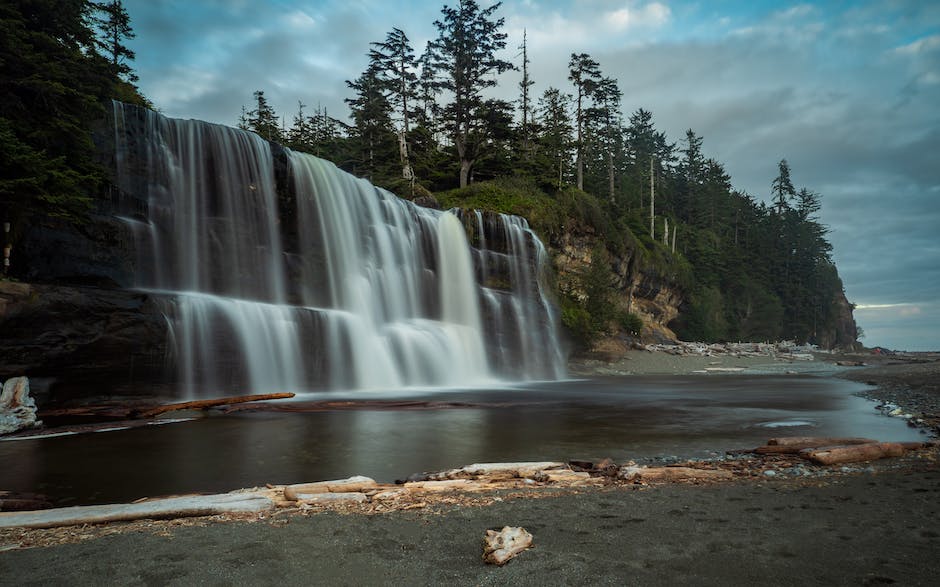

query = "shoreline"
[2, 350, 939, 583]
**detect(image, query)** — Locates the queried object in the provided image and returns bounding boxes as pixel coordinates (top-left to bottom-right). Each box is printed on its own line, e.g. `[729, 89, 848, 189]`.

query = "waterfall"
[111, 103, 564, 397]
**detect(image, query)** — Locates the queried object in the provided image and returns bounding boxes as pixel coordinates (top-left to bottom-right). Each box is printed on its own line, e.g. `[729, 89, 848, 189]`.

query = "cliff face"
[0, 281, 172, 403]
[551, 230, 683, 346]
[818, 289, 862, 351]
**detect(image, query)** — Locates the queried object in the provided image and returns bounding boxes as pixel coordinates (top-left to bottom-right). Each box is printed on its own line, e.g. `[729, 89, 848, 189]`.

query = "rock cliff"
[551, 231, 683, 346]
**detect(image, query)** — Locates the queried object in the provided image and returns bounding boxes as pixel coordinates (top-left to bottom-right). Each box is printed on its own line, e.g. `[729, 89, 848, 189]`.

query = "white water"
[111, 102, 564, 397]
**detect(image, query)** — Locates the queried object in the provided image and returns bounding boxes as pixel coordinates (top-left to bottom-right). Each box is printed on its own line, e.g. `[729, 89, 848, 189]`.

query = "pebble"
[763, 470, 777, 477]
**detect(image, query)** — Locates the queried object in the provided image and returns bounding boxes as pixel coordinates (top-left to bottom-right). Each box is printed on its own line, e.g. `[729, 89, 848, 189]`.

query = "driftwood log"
[755, 437, 877, 454]
[483, 526, 533, 565]
[802, 442, 906, 465]
[283, 476, 378, 500]
[0, 492, 274, 529]
[137, 393, 295, 418]
[619, 466, 733, 483]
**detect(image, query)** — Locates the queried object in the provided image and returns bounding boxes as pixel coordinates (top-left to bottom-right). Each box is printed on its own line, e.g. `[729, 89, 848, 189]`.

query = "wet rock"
[0, 376, 40, 434]
[0, 284, 170, 403]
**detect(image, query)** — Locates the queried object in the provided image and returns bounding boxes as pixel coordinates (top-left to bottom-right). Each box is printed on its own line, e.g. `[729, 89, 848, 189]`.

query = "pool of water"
[0, 374, 925, 506]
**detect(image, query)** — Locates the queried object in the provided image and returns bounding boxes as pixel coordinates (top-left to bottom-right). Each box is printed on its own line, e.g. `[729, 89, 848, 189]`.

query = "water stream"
[0, 375, 924, 506]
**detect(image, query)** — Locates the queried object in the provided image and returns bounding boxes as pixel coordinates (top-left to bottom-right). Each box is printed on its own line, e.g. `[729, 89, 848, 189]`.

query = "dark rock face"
[0, 282, 171, 404]
[819, 290, 861, 351]
[16, 215, 137, 289]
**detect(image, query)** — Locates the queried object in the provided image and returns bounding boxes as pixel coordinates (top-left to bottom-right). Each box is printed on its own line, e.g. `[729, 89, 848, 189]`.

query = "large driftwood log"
[431, 462, 566, 481]
[137, 393, 295, 418]
[755, 437, 877, 454]
[0, 492, 274, 529]
[802, 442, 905, 465]
[619, 466, 733, 482]
[283, 476, 377, 500]
[767, 437, 876, 447]
[483, 526, 533, 566]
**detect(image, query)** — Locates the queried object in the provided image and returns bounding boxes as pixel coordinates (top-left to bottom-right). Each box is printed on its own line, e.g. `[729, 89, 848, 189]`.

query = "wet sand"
[2, 350, 939, 585]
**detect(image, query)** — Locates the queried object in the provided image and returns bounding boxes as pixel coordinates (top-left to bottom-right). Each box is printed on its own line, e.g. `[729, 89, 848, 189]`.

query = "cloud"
[893, 33, 940, 55]
[605, 2, 671, 32]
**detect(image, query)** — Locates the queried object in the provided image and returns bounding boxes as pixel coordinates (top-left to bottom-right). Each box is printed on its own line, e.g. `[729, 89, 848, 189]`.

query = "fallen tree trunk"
[619, 466, 733, 483]
[767, 437, 876, 447]
[802, 442, 905, 465]
[136, 393, 295, 418]
[282, 476, 378, 500]
[0, 492, 274, 529]
[755, 437, 877, 454]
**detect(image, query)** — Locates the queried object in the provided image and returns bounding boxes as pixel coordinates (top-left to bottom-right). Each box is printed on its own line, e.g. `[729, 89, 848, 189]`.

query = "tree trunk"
[137, 393, 295, 418]
[608, 151, 615, 202]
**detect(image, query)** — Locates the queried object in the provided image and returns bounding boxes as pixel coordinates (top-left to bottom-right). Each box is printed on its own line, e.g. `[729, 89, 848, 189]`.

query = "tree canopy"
[1, 0, 147, 231]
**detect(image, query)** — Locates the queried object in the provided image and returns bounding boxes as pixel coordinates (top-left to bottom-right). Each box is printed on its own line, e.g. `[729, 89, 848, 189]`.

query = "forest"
[1, 0, 853, 348]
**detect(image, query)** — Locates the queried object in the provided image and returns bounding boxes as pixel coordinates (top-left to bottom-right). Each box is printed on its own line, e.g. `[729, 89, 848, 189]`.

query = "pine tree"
[1, 0, 139, 231]
[567, 53, 602, 191]
[345, 64, 395, 182]
[245, 90, 281, 142]
[424, 0, 514, 187]
[369, 28, 419, 182]
[92, 0, 137, 83]
[517, 29, 535, 150]
[771, 158, 795, 214]
[536, 87, 573, 189]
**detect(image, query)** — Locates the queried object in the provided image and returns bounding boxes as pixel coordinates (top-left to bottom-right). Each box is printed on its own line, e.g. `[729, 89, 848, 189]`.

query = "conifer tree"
[424, 0, 514, 187]
[93, 0, 137, 82]
[369, 28, 419, 182]
[246, 90, 281, 142]
[536, 87, 573, 189]
[567, 53, 601, 190]
[771, 158, 795, 214]
[345, 65, 395, 181]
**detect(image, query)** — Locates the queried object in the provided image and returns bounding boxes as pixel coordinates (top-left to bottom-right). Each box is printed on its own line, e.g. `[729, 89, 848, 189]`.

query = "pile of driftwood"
[3, 437, 934, 530]
[746, 436, 925, 465]
[643, 341, 816, 361]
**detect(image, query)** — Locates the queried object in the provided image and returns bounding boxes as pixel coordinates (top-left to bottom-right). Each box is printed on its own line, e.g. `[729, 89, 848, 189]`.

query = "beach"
[2, 349, 939, 585]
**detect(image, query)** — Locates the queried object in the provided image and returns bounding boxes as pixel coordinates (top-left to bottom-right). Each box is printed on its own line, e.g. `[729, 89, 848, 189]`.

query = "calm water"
[0, 375, 924, 506]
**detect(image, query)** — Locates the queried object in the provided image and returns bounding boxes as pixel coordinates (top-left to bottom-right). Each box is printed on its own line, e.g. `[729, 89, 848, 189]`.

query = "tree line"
[237, 0, 849, 346]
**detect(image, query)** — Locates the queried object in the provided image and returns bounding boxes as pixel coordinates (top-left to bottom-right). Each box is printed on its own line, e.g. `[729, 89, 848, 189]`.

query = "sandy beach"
[2, 349, 939, 585]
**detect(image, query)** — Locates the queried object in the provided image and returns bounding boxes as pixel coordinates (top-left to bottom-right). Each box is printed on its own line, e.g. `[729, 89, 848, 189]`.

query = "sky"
[124, 0, 940, 351]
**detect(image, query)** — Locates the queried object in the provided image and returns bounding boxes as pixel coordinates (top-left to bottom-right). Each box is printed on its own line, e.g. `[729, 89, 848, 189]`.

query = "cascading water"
[111, 103, 564, 397]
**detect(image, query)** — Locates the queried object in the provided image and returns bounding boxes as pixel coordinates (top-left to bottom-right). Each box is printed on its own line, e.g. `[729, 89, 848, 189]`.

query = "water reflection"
[0, 375, 924, 505]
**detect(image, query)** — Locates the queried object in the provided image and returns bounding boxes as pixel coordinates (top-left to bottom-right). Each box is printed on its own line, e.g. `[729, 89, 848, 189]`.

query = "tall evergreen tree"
[424, 0, 514, 187]
[590, 76, 622, 202]
[1, 0, 144, 233]
[771, 158, 795, 214]
[567, 53, 601, 191]
[369, 28, 419, 182]
[345, 65, 395, 181]
[517, 29, 535, 149]
[92, 0, 137, 83]
[245, 90, 281, 142]
[536, 87, 573, 189]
